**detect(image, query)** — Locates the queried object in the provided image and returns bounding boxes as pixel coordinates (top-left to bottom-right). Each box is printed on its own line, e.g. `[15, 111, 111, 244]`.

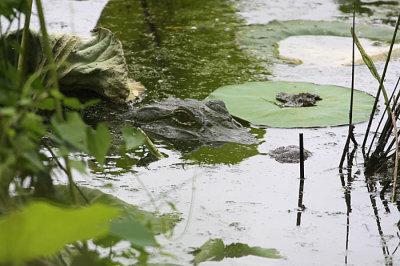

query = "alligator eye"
[171, 109, 196, 126]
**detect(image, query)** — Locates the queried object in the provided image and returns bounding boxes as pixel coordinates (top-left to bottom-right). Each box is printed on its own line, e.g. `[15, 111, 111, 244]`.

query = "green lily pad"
[238, 20, 398, 62]
[206, 81, 375, 128]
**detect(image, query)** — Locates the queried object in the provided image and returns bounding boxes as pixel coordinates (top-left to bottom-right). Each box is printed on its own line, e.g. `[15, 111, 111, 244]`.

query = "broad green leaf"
[190, 239, 280, 264]
[51, 112, 88, 152]
[238, 20, 398, 62]
[87, 123, 111, 165]
[36, 98, 55, 111]
[0, 202, 119, 264]
[121, 126, 146, 151]
[207, 81, 374, 128]
[109, 219, 156, 248]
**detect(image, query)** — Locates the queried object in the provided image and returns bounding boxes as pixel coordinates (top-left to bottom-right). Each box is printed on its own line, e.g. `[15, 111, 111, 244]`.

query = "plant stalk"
[35, 0, 63, 121]
[391, 111, 398, 202]
[17, 0, 33, 87]
[362, 12, 400, 151]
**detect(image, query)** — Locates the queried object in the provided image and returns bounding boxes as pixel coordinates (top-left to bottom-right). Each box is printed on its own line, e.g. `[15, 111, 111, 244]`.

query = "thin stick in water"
[391, 111, 399, 202]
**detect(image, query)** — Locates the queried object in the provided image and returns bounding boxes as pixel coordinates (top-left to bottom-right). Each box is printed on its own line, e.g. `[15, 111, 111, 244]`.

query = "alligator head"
[121, 98, 257, 147]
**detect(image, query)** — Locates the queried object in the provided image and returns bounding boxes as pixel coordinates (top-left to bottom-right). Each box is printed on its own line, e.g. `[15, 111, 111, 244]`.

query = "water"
[27, 0, 400, 265]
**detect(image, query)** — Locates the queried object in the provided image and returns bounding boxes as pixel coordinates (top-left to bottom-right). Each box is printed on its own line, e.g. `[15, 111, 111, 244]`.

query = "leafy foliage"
[0, 0, 26, 21]
[0, 3, 165, 265]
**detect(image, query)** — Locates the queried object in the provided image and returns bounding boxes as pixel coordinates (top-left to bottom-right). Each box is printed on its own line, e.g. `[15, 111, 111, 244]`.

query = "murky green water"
[97, 0, 269, 103]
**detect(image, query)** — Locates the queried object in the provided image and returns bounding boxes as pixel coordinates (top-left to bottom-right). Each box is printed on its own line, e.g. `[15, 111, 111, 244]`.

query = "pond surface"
[38, 0, 400, 265]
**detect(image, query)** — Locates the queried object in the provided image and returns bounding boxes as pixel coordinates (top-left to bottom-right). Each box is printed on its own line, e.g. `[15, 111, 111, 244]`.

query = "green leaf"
[69, 159, 87, 174]
[82, 99, 102, 109]
[109, 219, 157, 248]
[87, 123, 111, 165]
[0, 107, 16, 116]
[191, 239, 225, 263]
[190, 239, 280, 264]
[36, 98, 55, 111]
[0, 0, 27, 20]
[51, 112, 88, 152]
[224, 243, 280, 259]
[121, 126, 146, 151]
[207, 81, 374, 128]
[0, 202, 119, 264]
[70, 249, 117, 266]
[63, 97, 83, 110]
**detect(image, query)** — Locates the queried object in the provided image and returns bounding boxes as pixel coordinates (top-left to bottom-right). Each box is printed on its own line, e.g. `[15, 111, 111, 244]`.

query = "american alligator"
[269, 145, 312, 163]
[120, 98, 257, 147]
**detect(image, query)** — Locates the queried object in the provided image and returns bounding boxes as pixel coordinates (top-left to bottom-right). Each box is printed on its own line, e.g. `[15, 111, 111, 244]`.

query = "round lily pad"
[238, 20, 398, 62]
[206, 81, 375, 128]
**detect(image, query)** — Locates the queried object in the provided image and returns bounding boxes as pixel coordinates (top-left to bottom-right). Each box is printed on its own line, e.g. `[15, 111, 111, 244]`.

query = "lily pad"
[4, 28, 144, 103]
[206, 81, 375, 128]
[238, 20, 398, 62]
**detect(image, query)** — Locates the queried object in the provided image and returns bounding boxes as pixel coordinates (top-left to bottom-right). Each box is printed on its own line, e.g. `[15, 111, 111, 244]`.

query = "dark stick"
[340, 6, 358, 168]
[300, 133, 304, 180]
[362, 12, 400, 150]
[297, 133, 305, 226]
[349, 4, 356, 127]
[339, 125, 355, 168]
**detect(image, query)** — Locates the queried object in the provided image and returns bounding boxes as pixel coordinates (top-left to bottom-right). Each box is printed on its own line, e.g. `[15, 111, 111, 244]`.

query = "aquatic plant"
[207, 81, 374, 128]
[359, 12, 400, 201]
[0, 0, 171, 264]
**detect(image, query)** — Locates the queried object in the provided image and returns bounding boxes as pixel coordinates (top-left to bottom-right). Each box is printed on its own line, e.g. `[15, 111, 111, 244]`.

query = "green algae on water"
[97, 0, 268, 103]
